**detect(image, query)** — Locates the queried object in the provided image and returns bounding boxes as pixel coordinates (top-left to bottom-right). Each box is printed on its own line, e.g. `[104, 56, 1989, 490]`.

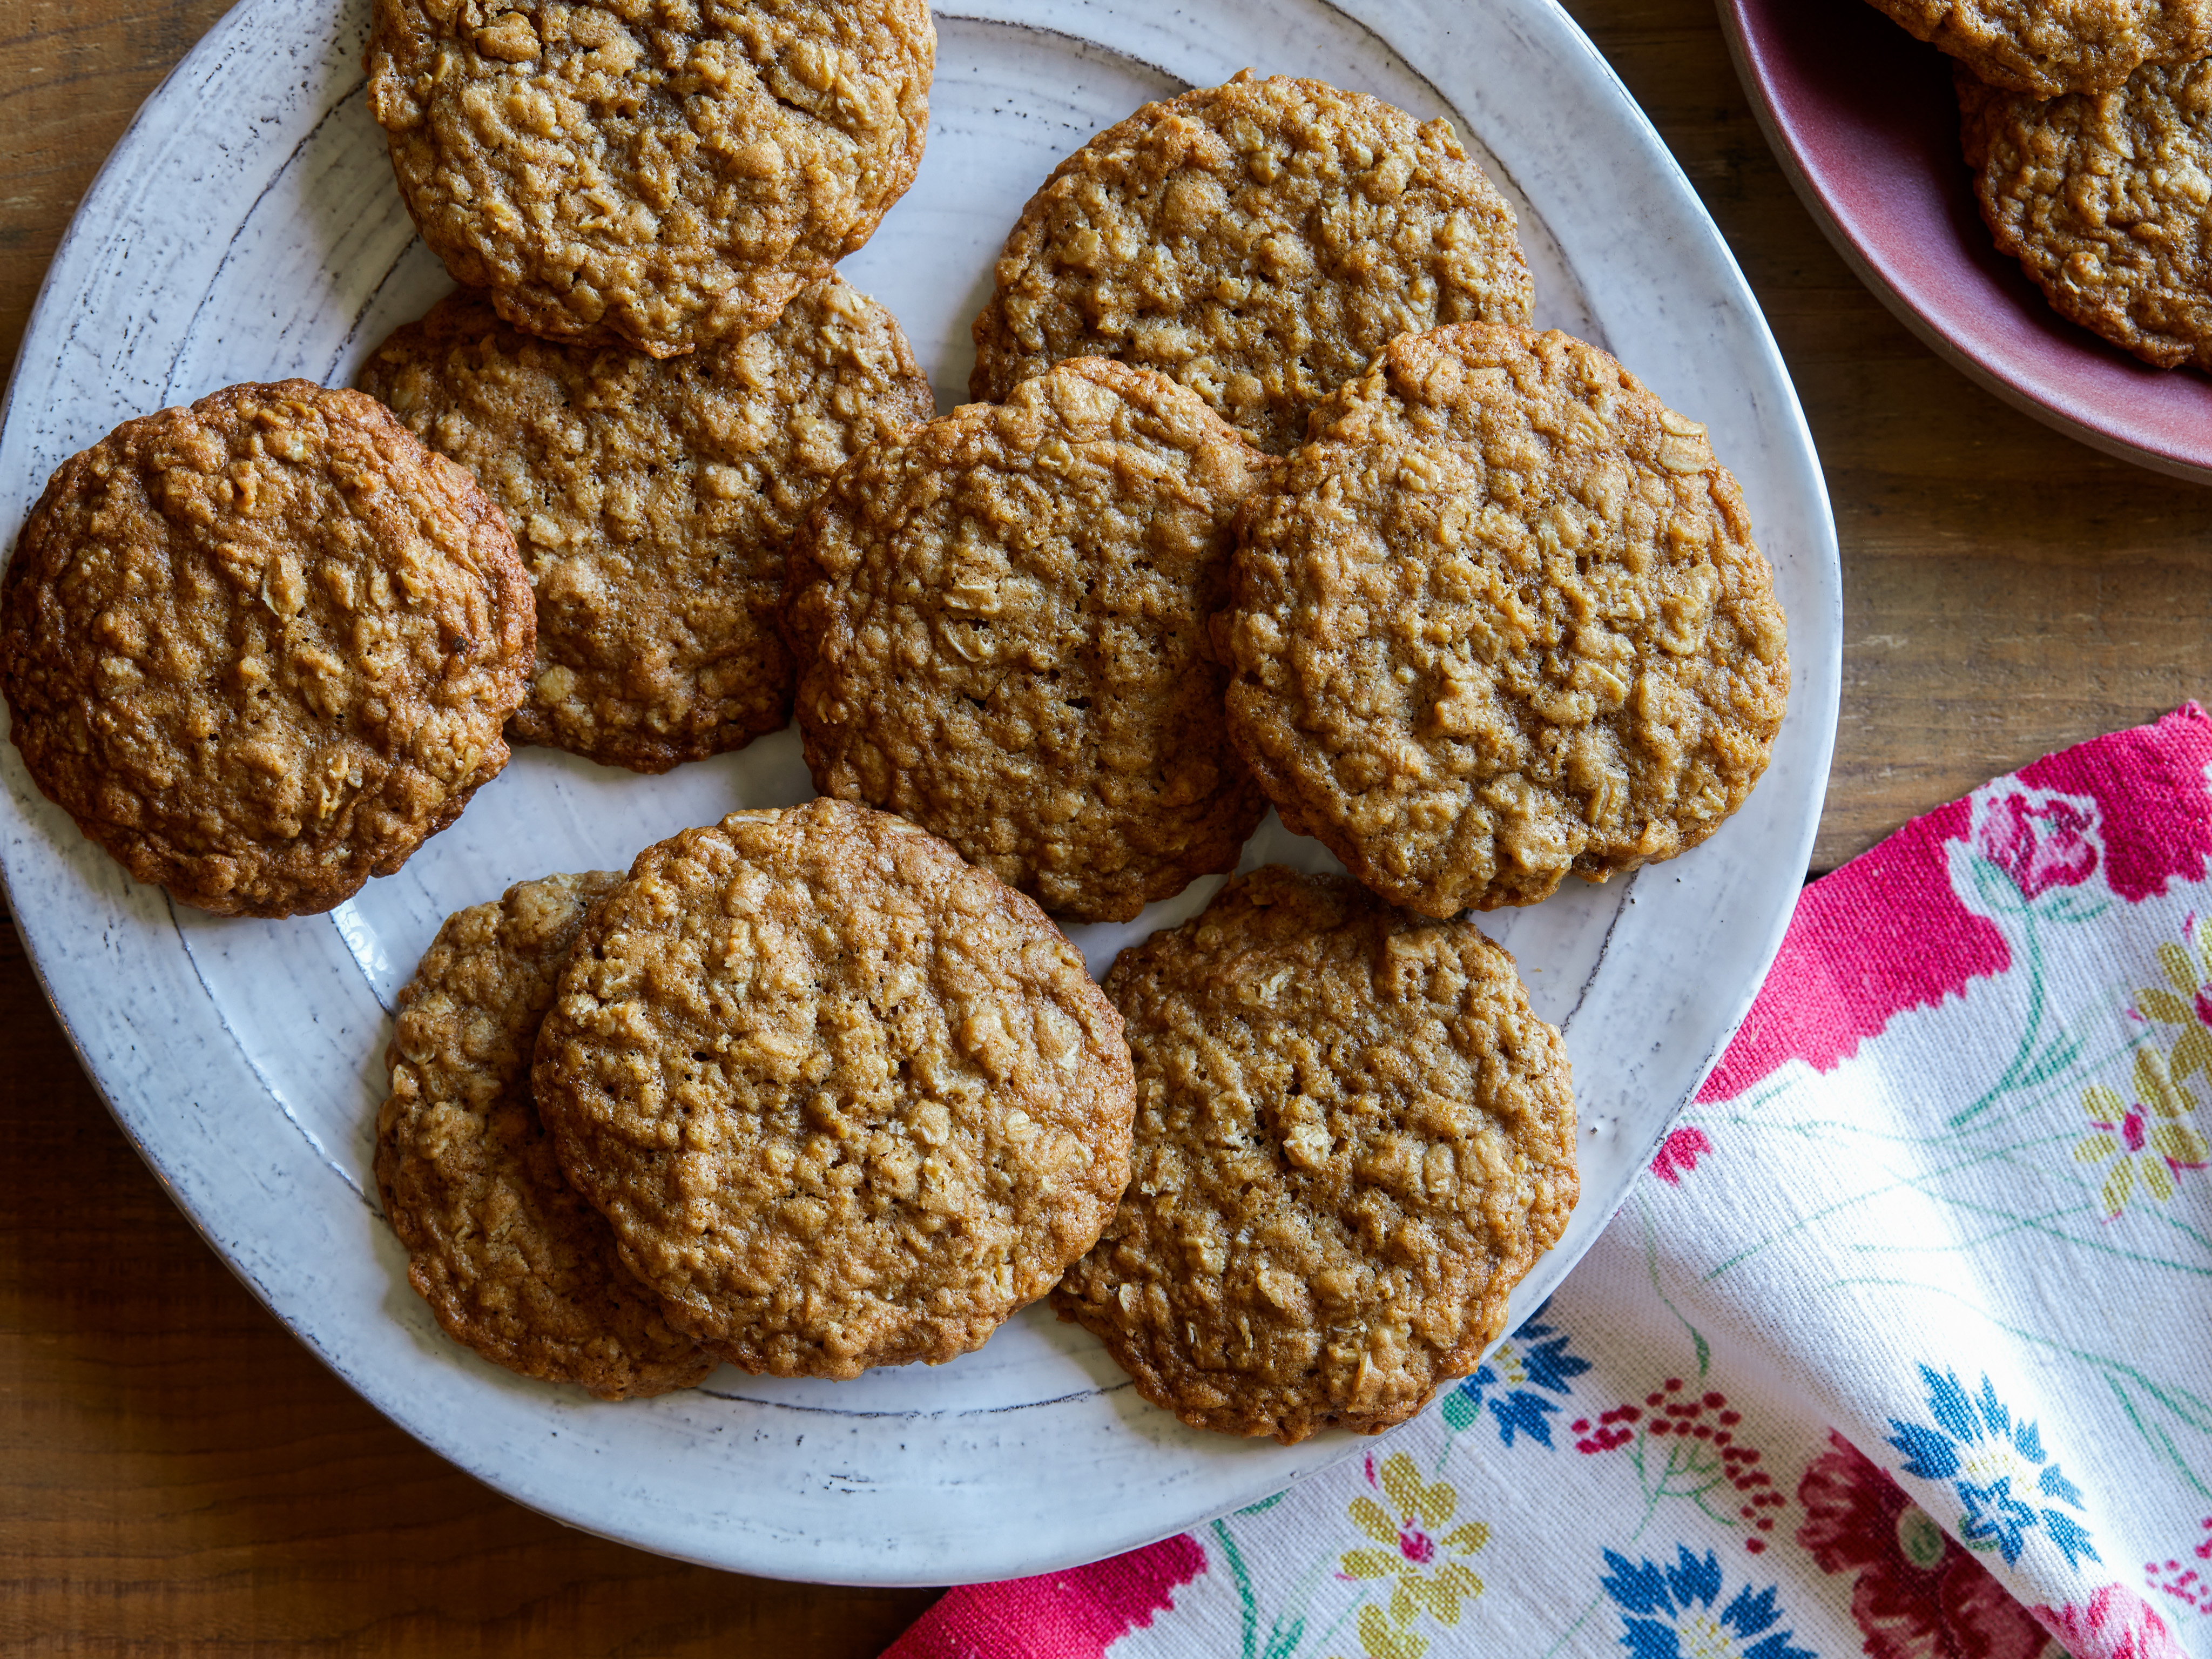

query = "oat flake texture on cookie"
[366, 0, 935, 357]
[529, 799, 1136, 1380]
[376, 869, 717, 1400]
[0, 381, 534, 918]
[1863, 0, 2209, 97]
[783, 357, 1272, 924]
[358, 278, 934, 772]
[1960, 60, 2212, 370]
[970, 71, 1533, 455]
[1054, 866, 1577, 1445]
[1225, 326, 1789, 918]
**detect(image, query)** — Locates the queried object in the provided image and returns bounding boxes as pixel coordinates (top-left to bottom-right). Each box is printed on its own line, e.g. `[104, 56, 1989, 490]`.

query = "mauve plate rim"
[1717, 0, 2212, 485]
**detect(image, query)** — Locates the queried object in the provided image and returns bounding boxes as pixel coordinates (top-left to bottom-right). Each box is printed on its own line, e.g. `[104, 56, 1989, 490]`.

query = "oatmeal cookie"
[1864, 0, 2208, 98]
[783, 358, 1272, 923]
[366, 0, 934, 356]
[1, 381, 534, 917]
[1225, 326, 1790, 918]
[531, 798, 1136, 1379]
[359, 279, 934, 771]
[1052, 866, 1577, 1444]
[376, 870, 716, 1399]
[1961, 60, 2212, 368]
[969, 71, 1532, 455]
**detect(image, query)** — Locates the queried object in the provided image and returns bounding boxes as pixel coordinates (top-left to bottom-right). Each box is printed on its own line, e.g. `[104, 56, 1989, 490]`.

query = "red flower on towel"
[1577, 1378, 1785, 1553]
[2033, 1584, 2186, 1659]
[1975, 791, 2099, 901]
[1796, 1433, 2048, 1659]
[2142, 1515, 2212, 1614]
[1700, 705, 2212, 1106]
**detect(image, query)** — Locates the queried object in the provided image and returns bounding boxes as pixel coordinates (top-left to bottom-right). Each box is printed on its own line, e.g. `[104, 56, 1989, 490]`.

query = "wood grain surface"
[2, 0, 2207, 1651]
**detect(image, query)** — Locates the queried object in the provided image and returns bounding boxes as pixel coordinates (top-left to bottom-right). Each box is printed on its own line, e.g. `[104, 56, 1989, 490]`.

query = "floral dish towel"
[888, 705, 2212, 1659]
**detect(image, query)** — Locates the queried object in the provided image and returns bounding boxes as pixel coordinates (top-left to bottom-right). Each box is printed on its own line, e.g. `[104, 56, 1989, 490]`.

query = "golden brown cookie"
[1865, 0, 2208, 97]
[1961, 60, 2212, 368]
[376, 870, 717, 1399]
[1, 381, 534, 917]
[531, 799, 1136, 1379]
[783, 358, 1272, 923]
[1052, 866, 1577, 1444]
[366, 0, 935, 357]
[359, 280, 934, 772]
[969, 71, 1533, 455]
[1222, 326, 1791, 918]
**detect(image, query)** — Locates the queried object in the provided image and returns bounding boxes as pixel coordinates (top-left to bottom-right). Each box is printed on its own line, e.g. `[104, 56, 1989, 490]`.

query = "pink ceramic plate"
[1721, 0, 2212, 482]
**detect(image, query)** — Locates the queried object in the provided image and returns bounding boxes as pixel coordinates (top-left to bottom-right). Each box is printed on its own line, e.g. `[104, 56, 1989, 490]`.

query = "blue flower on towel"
[1441, 1304, 1591, 1448]
[1886, 1365, 2099, 1570]
[1599, 1545, 1817, 1659]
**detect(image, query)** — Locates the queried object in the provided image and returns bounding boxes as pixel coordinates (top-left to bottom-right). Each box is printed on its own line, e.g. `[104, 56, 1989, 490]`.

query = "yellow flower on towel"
[2076, 1046, 2209, 1218]
[2132, 920, 2212, 1084]
[1333, 1452, 1489, 1657]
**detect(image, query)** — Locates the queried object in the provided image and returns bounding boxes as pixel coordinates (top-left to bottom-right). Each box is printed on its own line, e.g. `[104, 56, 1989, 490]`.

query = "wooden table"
[3, 0, 2207, 1649]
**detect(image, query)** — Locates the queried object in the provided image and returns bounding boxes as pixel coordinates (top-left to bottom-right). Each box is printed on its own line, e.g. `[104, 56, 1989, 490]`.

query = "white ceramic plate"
[0, 0, 1840, 1586]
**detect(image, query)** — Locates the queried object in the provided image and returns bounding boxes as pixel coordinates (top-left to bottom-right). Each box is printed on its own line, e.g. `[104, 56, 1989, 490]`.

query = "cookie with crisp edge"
[970, 70, 1532, 455]
[1960, 60, 2212, 370]
[377, 869, 717, 1400]
[784, 358, 1272, 923]
[1866, 0, 2208, 97]
[367, 0, 935, 356]
[1053, 866, 1577, 1444]
[1223, 325, 1790, 918]
[0, 381, 534, 918]
[531, 798, 1136, 1379]
[359, 279, 935, 772]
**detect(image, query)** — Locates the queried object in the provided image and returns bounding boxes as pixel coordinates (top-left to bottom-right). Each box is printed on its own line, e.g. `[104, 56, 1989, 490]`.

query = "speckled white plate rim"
[0, 0, 1841, 1585]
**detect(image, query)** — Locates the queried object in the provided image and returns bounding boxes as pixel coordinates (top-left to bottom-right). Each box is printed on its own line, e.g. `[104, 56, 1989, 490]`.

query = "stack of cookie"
[359, 0, 941, 773]
[1865, 0, 2212, 369]
[1, 45, 1792, 1443]
[378, 829, 1586, 1445]
[373, 74, 1637, 1441]
[789, 71, 1790, 928]
[761, 72, 1785, 1441]
[377, 798, 1136, 1398]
